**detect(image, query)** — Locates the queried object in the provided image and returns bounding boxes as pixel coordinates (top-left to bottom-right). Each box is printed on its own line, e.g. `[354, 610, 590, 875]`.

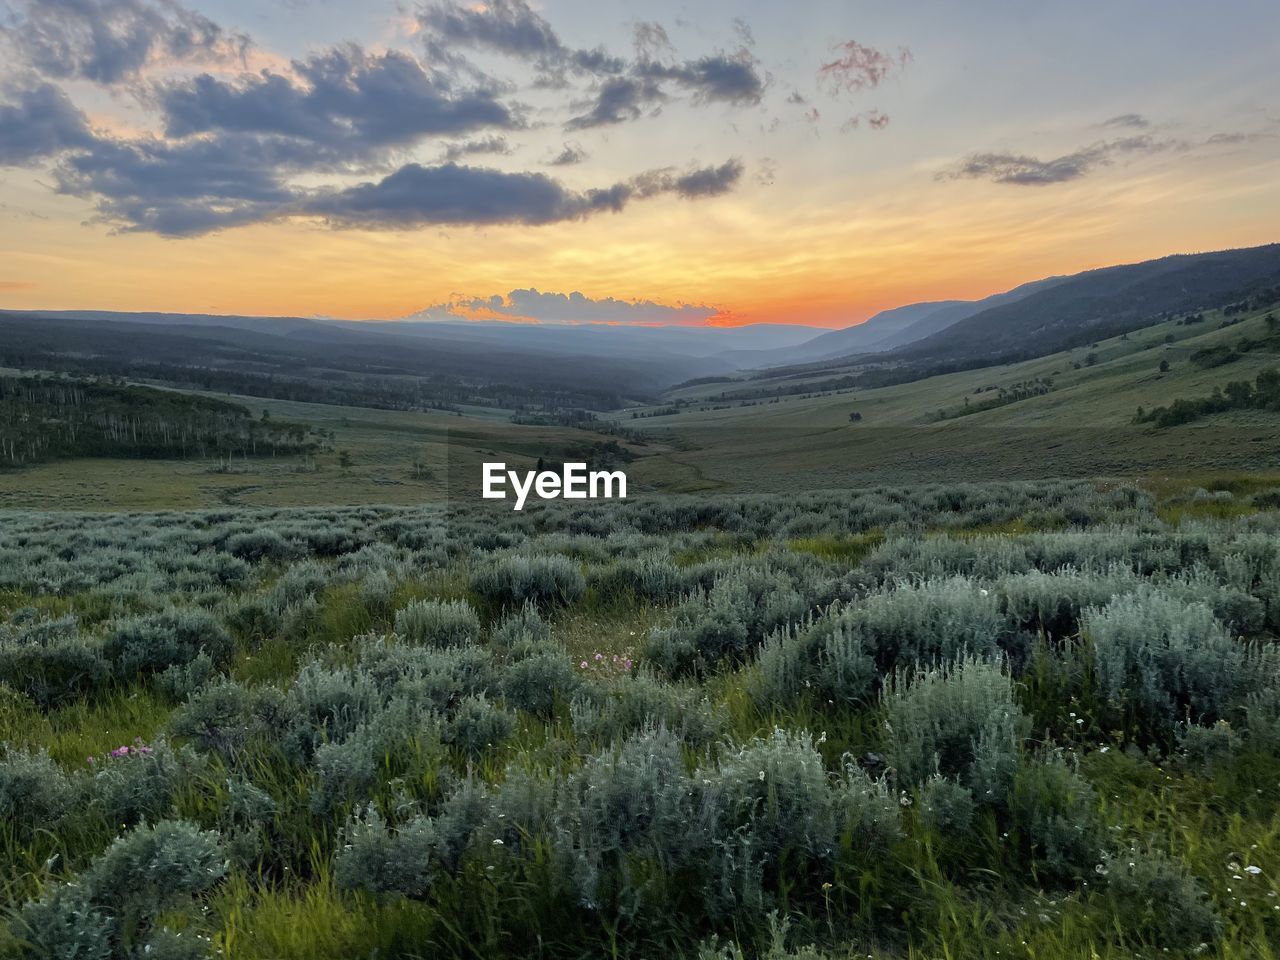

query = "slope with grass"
[621, 301, 1280, 490]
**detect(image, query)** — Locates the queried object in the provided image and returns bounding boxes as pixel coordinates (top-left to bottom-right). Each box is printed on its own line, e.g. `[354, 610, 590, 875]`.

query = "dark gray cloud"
[547, 141, 587, 166]
[414, 288, 721, 325]
[418, 0, 563, 61]
[631, 158, 743, 199]
[303, 162, 626, 229]
[565, 76, 665, 130]
[158, 45, 514, 156]
[818, 40, 911, 96]
[52, 131, 310, 235]
[53, 132, 303, 234]
[440, 135, 511, 163]
[0, 83, 94, 165]
[637, 52, 766, 106]
[417, 0, 623, 79]
[302, 157, 739, 230]
[1, 0, 249, 85]
[937, 135, 1174, 186]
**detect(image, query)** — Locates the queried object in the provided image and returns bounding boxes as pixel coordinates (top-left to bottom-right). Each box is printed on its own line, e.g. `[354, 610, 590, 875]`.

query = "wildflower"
[594, 653, 603, 661]
[580, 661, 588, 669]
[492, 838, 504, 846]
[1245, 865, 1263, 875]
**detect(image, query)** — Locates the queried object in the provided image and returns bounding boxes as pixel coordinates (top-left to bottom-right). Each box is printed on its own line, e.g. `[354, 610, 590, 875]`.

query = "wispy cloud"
[937, 135, 1178, 185]
[818, 41, 911, 96]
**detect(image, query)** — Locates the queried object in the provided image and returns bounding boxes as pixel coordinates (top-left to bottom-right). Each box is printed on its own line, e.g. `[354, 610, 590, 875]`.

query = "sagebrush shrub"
[1008, 750, 1103, 882]
[394, 598, 482, 647]
[917, 774, 976, 834]
[0, 745, 79, 839]
[104, 608, 232, 677]
[555, 725, 698, 914]
[500, 644, 579, 718]
[883, 656, 1029, 802]
[0, 615, 109, 707]
[446, 694, 516, 759]
[570, 671, 723, 747]
[87, 737, 200, 828]
[470, 554, 586, 609]
[1084, 588, 1251, 729]
[1102, 847, 1220, 949]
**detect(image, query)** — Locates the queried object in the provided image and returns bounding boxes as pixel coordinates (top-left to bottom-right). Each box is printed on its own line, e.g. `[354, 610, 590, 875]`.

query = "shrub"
[646, 567, 807, 675]
[0, 616, 110, 708]
[171, 679, 288, 760]
[446, 694, 516, 759]
[883, 656, 1029, 803]
[501, 644, 580, 718]
[225, 529, 295, 563]
[104, 608, 232, 677]
[570, 671, 723, 747]
[336, 807, 439, 899]
[470, 555, 586, 610]
[14, 885, 114, 960]
[917, 774, 976, 834]
[705, 729, 838, 864]
[1102, 847, 1220, 949]
[1008, 750, 1103, 882]
[555, 725, 698, 914]
[1084, 589, 1248, 730]
[394, 598, 482, 647]
[17, 820, 227, 958]
[81, 818, 226, 918]
[488, 603, 552, 649]
[0, 745, 79, 839]
[86, 738, 199, 828]
[282, 661, 381, 761]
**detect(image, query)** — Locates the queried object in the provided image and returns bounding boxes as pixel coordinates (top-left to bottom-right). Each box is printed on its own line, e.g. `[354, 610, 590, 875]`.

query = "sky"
[1, 0, 1278, 329]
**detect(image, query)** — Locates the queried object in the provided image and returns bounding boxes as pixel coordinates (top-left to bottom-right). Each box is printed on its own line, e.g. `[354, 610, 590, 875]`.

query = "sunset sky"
[1, 0, 1278, 328]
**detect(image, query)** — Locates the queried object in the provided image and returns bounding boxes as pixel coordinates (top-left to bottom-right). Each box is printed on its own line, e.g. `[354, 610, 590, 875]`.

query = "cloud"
[565, 76, 664, 129]
[440, 135, 511, 163]
[410, 288, 722, 325]
[0, 83, 94, 165]
[2, 0, 250, 85]
[632, 21, 673, 61]
[841, 109, 890, 132]
[157, 45, 515, 156]
[53, 131, 302, 234]
[937, 135, 1175, 186]
[818, 41, 911, 96]
[417, 0, 622, 77]
[547, 141, 587, 166]
[302, 157, 741, 230]
[630, 158, 743, 199]
[418, 0, 562, 59]
[1102, 113, 1150, 129]
[637, 52, 766, 105]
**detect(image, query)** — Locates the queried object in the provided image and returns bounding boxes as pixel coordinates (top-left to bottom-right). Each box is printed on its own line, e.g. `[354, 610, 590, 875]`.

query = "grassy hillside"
[0, 391, 659, 511]
[621, 302, 1280, 491]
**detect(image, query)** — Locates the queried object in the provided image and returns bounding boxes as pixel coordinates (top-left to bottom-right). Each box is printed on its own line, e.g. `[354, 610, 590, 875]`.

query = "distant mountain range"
[4, 242, 1278, 405]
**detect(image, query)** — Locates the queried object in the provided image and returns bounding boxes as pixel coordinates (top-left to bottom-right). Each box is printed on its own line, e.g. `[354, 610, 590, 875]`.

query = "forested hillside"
[0, 377, 321, 467]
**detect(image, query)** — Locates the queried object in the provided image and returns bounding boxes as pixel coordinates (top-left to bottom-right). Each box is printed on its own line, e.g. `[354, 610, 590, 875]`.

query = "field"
[2, 480, 1280, 959]
[620, 302, 1280, 491]
[3, 301, 1276, 512]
